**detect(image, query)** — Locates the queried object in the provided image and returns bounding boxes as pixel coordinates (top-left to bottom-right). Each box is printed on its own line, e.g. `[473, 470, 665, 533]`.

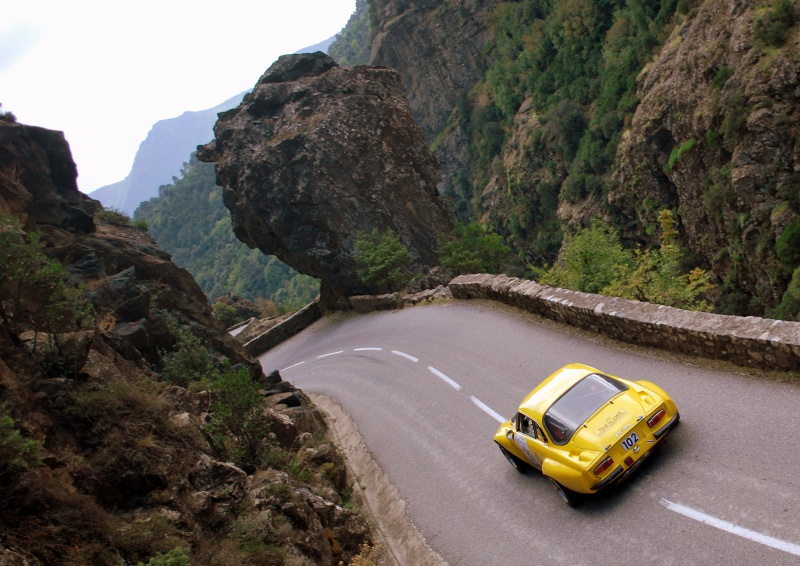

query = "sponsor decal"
[595, 408, 629, 436]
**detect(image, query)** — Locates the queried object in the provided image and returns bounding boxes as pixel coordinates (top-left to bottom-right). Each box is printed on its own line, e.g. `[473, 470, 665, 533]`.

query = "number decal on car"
[621, 431, 639, 451]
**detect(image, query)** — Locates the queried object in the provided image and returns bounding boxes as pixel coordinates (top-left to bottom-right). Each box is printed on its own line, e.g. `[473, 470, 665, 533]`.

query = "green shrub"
[664, 139, 697, 173]
[95, 207, 131, 226]
[537, 212, 713, 311]
[603, 210, 714, 311]
[354, 229, 414, 292]
[776, 219, 800, 273]
[534, 218, 634, 294]
[438, 222, 515, 274]
[0, 103, 16, 123]
[205, 368, 273, 470]
[137, 547, 190, 566]
[159, 325, 219, 387]
[711, 66, 734, 89]
[212, 300, 242, 328]
[754, 0, 796, 46]
[770, 265, 800, 320]
[0, 413, 42, 482]
[132, 219, 149, 231]
[0, 215, 94, 352]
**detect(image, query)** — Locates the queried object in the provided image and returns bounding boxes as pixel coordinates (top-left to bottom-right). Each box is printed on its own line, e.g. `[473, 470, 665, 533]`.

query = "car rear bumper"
[590, 411, 680, 491]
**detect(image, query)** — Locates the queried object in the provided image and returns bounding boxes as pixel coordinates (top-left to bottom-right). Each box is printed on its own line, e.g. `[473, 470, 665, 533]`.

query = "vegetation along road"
[257, 300, 800, 565]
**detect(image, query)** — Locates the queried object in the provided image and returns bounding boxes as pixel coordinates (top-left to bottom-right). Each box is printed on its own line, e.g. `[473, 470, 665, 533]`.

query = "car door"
[512, 413, 549, 470]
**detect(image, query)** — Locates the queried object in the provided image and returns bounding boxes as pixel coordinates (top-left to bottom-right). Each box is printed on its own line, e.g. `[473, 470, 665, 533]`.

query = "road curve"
[257, 300, 800, 566]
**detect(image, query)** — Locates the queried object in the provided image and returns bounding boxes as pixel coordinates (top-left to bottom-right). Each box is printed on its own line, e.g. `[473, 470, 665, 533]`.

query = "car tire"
[499, 446, 530, 473]
[548, 478, 581, 507]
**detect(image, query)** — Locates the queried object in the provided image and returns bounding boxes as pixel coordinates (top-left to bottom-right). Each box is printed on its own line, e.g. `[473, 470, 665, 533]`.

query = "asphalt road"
[257, 300, 800, 566]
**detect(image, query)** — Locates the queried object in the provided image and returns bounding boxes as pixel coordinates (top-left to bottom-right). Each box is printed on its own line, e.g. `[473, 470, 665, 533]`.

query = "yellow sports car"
[494, 363, 679, 506]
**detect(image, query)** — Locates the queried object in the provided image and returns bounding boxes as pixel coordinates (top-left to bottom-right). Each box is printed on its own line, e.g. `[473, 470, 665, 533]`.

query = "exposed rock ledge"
[449, 274, 800, 372]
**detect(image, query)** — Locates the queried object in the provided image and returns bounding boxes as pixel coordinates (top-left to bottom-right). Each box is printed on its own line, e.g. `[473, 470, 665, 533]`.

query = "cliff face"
[358, 0, 800, 315]
[611, 0, 800, 312]
[368, 0, 501, 192]
[0, 120, 373, 564]
[198, 52, 455, 305]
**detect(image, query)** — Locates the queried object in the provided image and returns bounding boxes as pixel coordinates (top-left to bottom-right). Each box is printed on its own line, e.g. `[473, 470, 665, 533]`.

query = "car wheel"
[499, 446, 530, 473]
[548, 478, 580, 507]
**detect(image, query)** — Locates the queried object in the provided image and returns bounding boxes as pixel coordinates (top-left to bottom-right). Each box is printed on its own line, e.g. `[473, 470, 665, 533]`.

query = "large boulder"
[198, 52, 455, 306]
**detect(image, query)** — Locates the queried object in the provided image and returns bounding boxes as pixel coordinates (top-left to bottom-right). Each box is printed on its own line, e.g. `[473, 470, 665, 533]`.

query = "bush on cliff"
[205, 367, 275, 472]
[537, 211, 713, 311]
[770, 266, 800, 321]
[0, 215, 94, 358]
[354, 228, 414, 292]
[0, 103, 16, 123]
[534, 218, 633, 293]
[438, 221, 517, 275]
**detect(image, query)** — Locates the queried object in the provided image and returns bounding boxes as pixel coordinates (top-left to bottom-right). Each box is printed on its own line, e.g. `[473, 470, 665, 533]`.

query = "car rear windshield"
[544, 373, 628, 445]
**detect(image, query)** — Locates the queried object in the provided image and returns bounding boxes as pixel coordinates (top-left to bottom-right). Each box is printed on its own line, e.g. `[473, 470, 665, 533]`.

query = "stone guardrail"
[449, 274, 800, 372]
[243, 300, 322, 357]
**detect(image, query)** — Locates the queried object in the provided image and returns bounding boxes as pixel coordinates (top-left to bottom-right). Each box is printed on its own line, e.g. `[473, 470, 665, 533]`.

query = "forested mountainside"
[134, 157, 318, 311]
[364, 0, 800, 318]
[136, 0, 800, 319]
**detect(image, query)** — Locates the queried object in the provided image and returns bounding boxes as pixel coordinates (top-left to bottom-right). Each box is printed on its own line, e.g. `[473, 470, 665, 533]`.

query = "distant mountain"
[89, 37, 337, 216]
[89, 92, 245, 215]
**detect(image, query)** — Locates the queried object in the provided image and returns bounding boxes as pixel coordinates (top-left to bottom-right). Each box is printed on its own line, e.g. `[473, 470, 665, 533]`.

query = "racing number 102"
[621, 431, 639, 451]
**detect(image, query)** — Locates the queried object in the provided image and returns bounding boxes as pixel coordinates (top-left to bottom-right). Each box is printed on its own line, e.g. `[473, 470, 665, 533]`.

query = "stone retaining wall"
[243, 300, 322, 357]
[449, 274, 800, 372]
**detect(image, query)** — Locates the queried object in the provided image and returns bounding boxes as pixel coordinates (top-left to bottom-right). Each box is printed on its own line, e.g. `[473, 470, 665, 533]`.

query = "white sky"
[0, 0, 356, 192]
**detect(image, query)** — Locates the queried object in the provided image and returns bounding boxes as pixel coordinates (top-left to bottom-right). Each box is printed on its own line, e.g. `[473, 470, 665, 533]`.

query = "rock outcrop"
[0, 122, 98, 233]
[198, 52, 454, 306]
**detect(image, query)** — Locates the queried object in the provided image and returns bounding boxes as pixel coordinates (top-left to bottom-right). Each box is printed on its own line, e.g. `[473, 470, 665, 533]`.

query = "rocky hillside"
[0, 119, 376, 564]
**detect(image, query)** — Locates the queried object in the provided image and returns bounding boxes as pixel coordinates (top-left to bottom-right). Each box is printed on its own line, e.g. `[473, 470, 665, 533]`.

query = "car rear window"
[544, 373, 628, 445]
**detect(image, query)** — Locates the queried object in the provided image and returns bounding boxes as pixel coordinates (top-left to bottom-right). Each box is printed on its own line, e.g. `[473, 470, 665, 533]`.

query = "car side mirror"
[506, 430, 514, 440]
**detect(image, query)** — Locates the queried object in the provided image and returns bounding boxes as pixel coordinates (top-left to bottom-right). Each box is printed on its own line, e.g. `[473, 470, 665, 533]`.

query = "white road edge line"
[428, 366, 462, 391]
[354, 347, 383, 351]
[470, 396, 506, 423]
[281, 361, 306, 371]
[660, 499, 800, 557]
[391, 350, 419, 363]
[318, 351, 344, 358]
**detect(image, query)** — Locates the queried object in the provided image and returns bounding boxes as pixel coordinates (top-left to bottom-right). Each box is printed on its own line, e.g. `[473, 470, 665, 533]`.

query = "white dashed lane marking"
[660, 499, 800, 557]
[391, 350, 419, 363]
[428, 366, 462, 391]
[318, 351, 344, 358]
[471, 396, 506, 423]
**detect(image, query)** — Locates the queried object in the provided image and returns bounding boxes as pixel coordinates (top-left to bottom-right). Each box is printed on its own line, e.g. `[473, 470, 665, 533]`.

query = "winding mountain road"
[257, 300, 800, 565]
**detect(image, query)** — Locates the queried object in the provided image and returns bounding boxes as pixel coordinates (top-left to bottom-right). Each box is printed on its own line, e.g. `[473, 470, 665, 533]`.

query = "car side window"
[532, 421, 548, 443]
[517, 413, 548, 443]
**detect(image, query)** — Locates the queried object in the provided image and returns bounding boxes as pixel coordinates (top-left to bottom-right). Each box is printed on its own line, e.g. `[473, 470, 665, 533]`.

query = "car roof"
[518, 363, 599, 419]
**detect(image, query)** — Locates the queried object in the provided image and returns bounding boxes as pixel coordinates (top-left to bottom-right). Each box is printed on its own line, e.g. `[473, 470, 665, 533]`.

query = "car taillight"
[647, 408, 666, 428]
[594, 457, 614, 476]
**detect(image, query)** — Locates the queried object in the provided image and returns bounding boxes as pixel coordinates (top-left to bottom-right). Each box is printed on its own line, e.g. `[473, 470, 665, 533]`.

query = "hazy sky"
[1, 0, 356, 192]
